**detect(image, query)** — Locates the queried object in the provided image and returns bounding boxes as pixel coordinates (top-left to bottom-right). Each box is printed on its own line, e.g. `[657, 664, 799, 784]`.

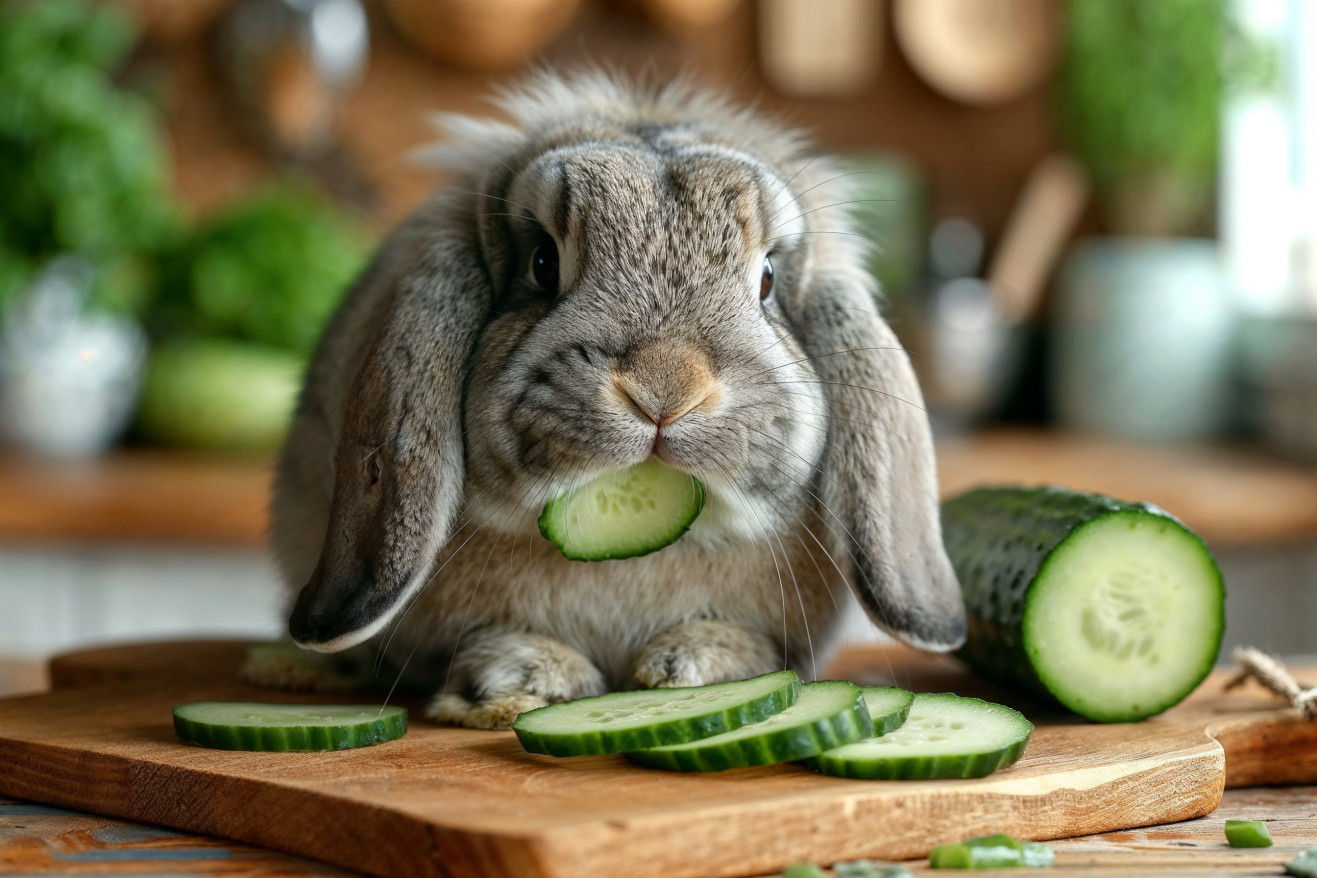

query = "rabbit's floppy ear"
[287, 210, 492, 652]
[795, 268, 966, 651]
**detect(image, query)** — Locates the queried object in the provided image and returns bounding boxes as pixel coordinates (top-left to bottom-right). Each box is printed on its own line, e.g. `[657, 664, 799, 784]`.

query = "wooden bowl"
[894, 0, 1061, 105]
[379, 0, 582, 72]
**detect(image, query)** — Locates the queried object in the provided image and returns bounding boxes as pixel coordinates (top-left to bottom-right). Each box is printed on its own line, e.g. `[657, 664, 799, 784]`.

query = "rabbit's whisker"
[361, 441, 387, 465]
[766, 155, 822, 215]
[376, 491, 506, 676]
[758, 388, 905, 431]
[727, 481, 791, 672]
[441, 449, 575, 700]
[767, 379, 927, 414]
[373, 478, 505, 675]
[743, 314, 803, 368]
[730, 416, 890, 585]
[766, 230, 868, 245]
[766, 170, 902, 226]
[377, 495, 508, 707]
[746, 346, 905, 380]
[768, 198, 906, 236]
[459, 190, 538, 216]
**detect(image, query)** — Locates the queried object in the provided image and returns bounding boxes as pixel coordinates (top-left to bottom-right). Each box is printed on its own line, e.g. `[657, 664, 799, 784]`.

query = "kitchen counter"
[3, 429, 1317, 550]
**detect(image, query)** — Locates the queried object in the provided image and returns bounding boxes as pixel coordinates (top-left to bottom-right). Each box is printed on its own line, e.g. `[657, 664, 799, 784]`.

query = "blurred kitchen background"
[2, 0, 1315, 692]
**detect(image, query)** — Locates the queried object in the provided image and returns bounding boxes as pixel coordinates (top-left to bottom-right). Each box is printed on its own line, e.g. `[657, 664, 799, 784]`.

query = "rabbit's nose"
[613, 341, 722, 428]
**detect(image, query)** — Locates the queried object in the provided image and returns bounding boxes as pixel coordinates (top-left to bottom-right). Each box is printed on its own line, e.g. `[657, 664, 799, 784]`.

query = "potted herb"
[1050, 0, 1235, 441]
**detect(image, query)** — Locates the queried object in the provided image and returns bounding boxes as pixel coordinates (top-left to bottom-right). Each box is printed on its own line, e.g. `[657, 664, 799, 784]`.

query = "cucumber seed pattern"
[1080, 562, 1165, 664]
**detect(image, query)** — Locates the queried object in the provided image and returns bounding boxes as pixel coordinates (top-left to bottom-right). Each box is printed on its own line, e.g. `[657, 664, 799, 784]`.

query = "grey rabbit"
[249, 72, 966, 729]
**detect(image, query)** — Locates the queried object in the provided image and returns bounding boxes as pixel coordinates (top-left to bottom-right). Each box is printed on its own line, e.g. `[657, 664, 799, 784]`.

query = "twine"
[1225, 647, 1317, 720]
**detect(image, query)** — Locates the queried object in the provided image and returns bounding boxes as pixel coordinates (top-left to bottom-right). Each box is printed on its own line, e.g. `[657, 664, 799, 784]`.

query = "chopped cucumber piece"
[782, 864, 828, 878]
[625, 681, 873, 771]
[1224, 819, 1273, 848]
[539, 458, 705, 560]
[172, 702, 406, 751]
[858, 686, 915, 735]
[929, 835, 1053, 869]
[807, 692, 1032, 780]
[943, 486, 1225, 722]
[835, 860, 914, 878]
[513, 670, 800, 756]
[1287, 848, 1317, 878]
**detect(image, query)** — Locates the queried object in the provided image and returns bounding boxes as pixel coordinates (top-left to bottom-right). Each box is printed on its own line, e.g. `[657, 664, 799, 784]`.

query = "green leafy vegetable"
[150, 182, 367, 355]
[1055, 0, 1224, 234]
[0, 0, 181, 314]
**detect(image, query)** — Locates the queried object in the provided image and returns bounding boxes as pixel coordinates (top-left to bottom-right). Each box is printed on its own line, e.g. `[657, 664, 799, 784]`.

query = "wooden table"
[1, 657, 1315, 877]
[4, 430, 1317, 549]
[3, 788, 1314, 875]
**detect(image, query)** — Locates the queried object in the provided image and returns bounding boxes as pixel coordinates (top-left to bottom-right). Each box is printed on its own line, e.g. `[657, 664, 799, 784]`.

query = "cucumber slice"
[943, 486, 1225, 722]
[173, 702, 407, 751]
[858, 686, 915, 735]
[807, 692, 1032, 780]
[538, 458, 704, 561]
[625, 680, 873, 772]
[513, 670, 800, 756]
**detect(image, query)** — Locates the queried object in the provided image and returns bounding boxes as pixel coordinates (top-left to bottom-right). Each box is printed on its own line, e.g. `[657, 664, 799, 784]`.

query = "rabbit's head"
[280, 73, 965, 655]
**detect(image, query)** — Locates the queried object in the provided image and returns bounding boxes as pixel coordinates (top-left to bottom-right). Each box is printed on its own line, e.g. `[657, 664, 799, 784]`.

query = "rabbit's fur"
[262, 72, 965, 728]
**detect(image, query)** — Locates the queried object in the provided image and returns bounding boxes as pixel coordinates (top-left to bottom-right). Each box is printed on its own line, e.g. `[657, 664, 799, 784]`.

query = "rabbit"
[249, 71, 966, 729]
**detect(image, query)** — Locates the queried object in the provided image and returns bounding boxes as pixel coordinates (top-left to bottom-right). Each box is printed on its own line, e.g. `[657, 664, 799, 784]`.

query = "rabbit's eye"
[760, 255, 775, 302]
[529, 240, 559, 292]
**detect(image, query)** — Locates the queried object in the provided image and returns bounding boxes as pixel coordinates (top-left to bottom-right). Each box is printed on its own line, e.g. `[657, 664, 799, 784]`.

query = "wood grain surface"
[5, 430, 1317, 548]
[1, 641, 1312, 878]
[5, 787, 1316, 877]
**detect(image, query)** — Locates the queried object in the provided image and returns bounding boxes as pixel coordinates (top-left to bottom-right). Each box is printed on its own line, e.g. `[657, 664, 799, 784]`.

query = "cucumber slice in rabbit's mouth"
[539, 458, 705, 561]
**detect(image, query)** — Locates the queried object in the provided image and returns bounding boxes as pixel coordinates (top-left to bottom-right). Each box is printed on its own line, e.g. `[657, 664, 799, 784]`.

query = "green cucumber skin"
[864, 689, 914, 736]
[624, 682, 873, 772]
[941, 486, 1225, 721]
[172, 706, 408, 751]
[811, 736, 1028, 781]
[513, 675, 801, 757]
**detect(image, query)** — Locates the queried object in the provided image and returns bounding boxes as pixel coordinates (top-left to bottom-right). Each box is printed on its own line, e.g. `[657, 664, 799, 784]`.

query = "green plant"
[150, 181, 369, 355]
[1056, 0, 1225, 234]
[0, 0, 181, 314]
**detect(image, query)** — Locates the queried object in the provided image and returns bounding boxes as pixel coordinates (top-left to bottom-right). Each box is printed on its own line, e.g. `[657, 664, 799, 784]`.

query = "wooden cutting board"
[0, 641, 1312, 878]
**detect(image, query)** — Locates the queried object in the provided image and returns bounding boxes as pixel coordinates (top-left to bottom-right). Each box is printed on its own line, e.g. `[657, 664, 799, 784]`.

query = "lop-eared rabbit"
[249, 73, 965, 729]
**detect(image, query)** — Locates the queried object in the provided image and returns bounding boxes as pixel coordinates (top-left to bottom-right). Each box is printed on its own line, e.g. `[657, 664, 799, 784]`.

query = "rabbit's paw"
[426, 692, 548, 729]
[633, 620, 780, 688]
[428, 631, 606, 728]
[239, 646, 361, 693]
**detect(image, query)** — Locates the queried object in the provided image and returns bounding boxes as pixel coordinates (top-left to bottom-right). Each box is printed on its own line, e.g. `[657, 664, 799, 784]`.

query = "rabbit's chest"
[403, 521, 847, 680]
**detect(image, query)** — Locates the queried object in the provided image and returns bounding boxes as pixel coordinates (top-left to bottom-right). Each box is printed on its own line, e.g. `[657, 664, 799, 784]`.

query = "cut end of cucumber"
[538, 458, 705, 561]
[808, 692, 1032, 780]
[1024, 510, 1225, 722]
